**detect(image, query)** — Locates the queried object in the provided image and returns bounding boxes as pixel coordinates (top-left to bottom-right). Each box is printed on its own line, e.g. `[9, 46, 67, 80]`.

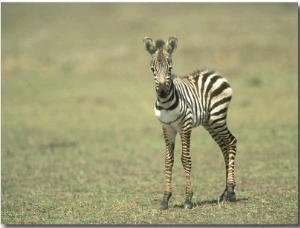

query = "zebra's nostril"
[157, 83, 168, 97]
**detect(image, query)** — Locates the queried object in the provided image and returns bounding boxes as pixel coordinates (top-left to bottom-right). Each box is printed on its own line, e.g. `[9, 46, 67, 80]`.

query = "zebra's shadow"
[173, 197, 249, 209]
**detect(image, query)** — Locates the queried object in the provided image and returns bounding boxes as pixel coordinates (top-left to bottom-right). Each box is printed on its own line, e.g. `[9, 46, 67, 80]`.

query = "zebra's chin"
[156, 88, 173, 101]
[157, 90, 168, 98]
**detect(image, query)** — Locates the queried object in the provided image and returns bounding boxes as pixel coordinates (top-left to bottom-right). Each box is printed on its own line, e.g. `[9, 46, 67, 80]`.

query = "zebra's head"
[143, 36, 178, 98]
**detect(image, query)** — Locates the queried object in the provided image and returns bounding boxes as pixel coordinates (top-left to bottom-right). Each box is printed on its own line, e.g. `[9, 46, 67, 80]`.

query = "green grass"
[1, 3, 298, 225]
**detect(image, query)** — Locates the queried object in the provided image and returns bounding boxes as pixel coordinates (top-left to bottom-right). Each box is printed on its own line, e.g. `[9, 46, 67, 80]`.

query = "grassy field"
[1, 3, 298, 225]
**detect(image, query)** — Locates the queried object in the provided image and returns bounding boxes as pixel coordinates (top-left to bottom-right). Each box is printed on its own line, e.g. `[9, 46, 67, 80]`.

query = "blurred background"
[2, 3, 297, 79]
[1, 3, 298, 224]
[2, 3, 297, 141]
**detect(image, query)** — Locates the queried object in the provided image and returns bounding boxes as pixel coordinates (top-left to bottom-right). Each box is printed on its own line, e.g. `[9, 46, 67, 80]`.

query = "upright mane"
[154, 40, 165, 63]
[155, 40, 165, 49]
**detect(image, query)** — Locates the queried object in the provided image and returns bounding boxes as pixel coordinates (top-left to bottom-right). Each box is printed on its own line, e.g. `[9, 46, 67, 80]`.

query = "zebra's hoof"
[218, 190, 236, 204]
[183, 200, 193, 209]
[227, 191, 236, 201]
[160, 201, 169, 210]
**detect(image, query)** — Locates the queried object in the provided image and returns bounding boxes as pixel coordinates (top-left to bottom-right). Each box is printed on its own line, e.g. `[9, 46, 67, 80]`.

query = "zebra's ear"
[166, 36, 178, 54]
[143, 37, 157, 55]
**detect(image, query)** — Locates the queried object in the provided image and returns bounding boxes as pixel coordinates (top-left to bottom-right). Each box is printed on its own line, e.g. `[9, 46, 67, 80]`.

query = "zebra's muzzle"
[157, 82, 168, 98]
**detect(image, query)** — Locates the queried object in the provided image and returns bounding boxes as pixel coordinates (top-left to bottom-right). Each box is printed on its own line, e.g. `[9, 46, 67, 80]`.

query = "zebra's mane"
[179, 68, 216, 79]
[155, 40, 167, 62]
[155, 40, 165, 49]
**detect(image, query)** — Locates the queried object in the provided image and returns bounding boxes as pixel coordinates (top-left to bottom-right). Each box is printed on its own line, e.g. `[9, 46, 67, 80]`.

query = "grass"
[1, 3, 298, 225]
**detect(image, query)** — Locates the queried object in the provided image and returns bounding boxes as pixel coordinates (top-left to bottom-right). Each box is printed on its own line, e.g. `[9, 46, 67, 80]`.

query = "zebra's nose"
[157, 83, 168, 97]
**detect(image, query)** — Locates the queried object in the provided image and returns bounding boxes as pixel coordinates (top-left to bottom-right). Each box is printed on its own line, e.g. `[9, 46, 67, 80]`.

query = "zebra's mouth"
[158, 90, 168, 98]
[157, 83, 169, 98]
[157, 87, 170, 98]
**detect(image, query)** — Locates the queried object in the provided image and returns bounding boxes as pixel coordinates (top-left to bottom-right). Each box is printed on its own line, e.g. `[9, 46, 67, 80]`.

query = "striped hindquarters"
[198, 69, 232, 126]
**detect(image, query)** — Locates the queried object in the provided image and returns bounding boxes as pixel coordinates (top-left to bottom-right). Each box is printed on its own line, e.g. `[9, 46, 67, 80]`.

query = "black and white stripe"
[143, 36, 237, 210]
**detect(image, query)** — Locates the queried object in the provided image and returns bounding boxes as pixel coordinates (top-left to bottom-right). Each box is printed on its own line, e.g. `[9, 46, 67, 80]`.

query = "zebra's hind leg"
[220, 127, 237, 204]
[203, 122, 237, 204]
[160, 127, 177, 210]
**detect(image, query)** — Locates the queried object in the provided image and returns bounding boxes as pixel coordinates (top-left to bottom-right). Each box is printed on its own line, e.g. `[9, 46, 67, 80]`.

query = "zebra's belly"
[155, 107, 208, 131]
[191, 110, 208, 128]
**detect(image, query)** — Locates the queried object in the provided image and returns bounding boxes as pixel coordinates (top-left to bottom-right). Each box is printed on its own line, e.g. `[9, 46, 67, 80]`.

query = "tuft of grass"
[1, 3, 298, 225]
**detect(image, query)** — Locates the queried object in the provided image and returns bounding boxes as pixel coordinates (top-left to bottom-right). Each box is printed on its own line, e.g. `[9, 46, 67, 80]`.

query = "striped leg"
[204, 122, 237, 204]
[161, 127, 176, 210]
[219, 128, 237, 203]
[180, 127, 193, 209]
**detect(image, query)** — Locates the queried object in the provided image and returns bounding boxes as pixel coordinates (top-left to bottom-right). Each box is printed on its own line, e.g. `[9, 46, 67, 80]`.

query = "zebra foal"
[143, 36, 237, 210]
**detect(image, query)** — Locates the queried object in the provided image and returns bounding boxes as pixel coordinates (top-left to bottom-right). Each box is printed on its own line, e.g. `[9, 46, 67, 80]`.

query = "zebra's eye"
[168, 67, 172, 73]
[151, 67, 155, 72]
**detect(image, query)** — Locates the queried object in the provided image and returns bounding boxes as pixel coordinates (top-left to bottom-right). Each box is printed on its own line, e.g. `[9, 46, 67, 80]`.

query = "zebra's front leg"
[180, 128, 193, 209]
[161, 127, 176, 210]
